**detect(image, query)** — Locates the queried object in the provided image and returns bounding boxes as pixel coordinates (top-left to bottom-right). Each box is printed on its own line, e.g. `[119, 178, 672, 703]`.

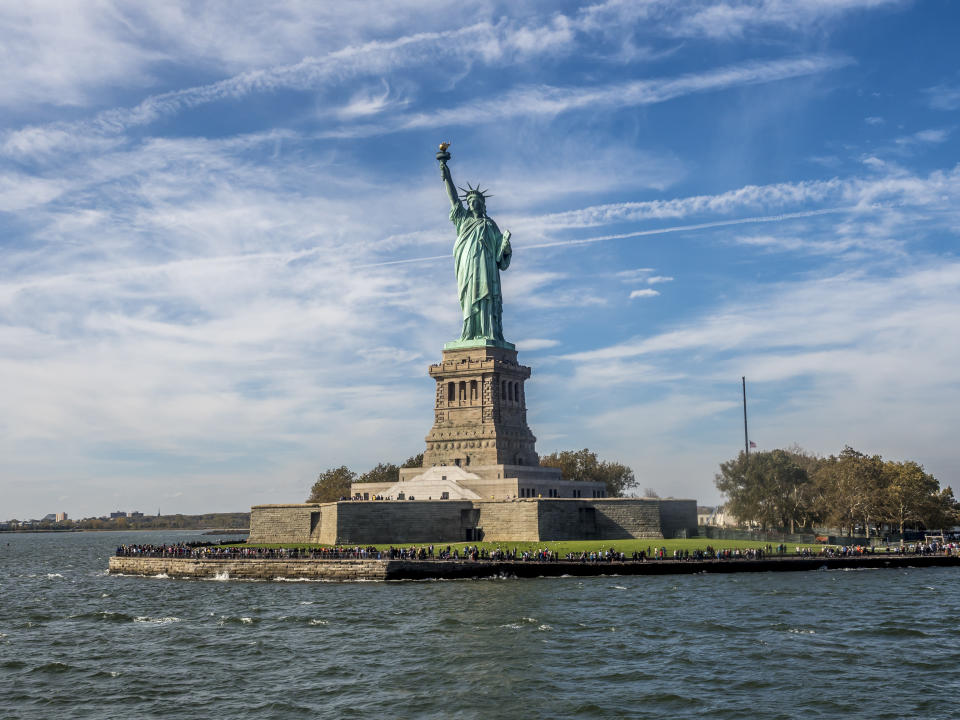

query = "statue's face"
[467, 194, 485, 216]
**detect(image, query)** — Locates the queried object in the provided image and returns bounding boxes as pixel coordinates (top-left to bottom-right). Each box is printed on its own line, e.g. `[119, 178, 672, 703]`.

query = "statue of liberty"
[437, 143, 513, 349]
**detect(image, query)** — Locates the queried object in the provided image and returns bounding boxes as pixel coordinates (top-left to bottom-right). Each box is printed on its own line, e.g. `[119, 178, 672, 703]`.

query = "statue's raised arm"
[437, 142, 459, 209]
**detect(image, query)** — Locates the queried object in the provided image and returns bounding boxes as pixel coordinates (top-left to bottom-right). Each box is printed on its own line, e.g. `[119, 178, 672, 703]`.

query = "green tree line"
[307, 448, 637, 502]
[715, 445, 958, 536]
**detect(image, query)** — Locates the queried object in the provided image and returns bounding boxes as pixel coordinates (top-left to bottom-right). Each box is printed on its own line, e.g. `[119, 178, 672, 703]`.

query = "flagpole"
[742, 376, 749, 458]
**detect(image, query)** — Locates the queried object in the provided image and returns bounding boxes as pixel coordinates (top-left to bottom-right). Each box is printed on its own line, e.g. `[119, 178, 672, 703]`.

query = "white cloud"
[516, 338, 561, 351]
[0, 172, 67, 211]
[616, 268, 655, 280]
[894, 128, 950, 146]
[629, 289, 660, 298]
[647, 276, 673, 284]
[924, 81, 960, 111]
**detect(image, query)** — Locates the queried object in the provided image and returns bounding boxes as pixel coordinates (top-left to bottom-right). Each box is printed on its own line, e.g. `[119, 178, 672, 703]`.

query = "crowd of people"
[115, 540, 960, 562]
[116, 543, 385, 560]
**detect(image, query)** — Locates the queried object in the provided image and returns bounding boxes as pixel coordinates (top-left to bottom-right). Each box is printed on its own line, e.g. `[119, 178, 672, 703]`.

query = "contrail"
[358, 206, 859, 267]
[355, 253, 451, 268]
[525, 206, 857, 250]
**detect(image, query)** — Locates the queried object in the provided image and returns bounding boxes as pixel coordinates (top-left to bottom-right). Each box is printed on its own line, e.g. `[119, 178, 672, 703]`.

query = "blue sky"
[2, 0, 959, 519]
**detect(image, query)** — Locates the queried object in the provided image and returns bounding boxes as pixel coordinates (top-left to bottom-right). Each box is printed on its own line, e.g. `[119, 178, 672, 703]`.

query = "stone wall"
[334, 501, 474, 544]
[475, 499, 540, 542]
[108, 555, 389, 581]
[109, 553, 960, 581]
[588, 499, 663, 540]
[658, 499, 699, 538]
[536, 499, 663, 540]
[248, 497, 696, 544]
[248, 504, 330, 544]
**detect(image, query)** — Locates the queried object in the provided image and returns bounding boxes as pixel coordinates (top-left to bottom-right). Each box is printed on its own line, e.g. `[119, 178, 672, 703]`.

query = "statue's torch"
[436, 141, 451, 164]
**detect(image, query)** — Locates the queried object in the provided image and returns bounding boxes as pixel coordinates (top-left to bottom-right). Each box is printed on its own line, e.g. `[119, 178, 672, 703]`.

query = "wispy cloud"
[322, 55, 852, 138]
[894, 128, 951, 146]
[629, 288, 660, 299]
[2, 15, 576, 158]
[516, 338, 561, 351]
[924, 81, 960, 111]
[523, 163, 960, 234]
[664, 0, 903, 39]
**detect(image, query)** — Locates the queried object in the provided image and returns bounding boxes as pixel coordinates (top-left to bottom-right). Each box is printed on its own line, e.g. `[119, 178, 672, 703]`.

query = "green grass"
[221, 537, 829, 556]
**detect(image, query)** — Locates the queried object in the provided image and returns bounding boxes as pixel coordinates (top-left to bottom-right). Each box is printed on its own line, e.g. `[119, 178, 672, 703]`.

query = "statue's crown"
[458, 182, 492, 201]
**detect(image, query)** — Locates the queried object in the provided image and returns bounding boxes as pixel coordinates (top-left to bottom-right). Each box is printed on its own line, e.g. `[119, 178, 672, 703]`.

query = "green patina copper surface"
[437, 145, 514, 349]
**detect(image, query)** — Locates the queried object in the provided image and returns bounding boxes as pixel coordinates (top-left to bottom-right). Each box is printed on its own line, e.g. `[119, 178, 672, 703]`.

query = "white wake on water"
[133, 616, 181, 624]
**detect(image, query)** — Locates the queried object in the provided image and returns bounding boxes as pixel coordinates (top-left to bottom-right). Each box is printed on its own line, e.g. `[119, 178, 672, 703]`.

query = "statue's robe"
[450, 203, 511, 341]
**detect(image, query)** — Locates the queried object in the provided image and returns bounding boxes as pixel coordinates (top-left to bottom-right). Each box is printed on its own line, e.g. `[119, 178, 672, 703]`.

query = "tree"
[883, 460, 940, 534]
[401, 453, 424, 468]
[358, 462, 399, 485]
[539, 448, 637, 497]
[928, 486, 960, 530]
[307, 466, 356, 503]
[814, 447, 886, 538]
[715, 449, 816, 531]
[882, 461, 957, 533]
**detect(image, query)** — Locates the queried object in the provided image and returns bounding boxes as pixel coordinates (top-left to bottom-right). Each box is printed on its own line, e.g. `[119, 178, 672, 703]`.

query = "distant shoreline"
[1, 528, 249, 534]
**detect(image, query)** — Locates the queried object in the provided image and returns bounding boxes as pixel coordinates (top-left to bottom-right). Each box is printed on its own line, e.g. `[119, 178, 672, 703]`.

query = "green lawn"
[222, 537, 830, 556]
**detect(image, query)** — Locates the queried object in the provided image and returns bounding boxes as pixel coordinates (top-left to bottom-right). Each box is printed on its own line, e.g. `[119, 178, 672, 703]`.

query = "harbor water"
[2, 530, 959, 719]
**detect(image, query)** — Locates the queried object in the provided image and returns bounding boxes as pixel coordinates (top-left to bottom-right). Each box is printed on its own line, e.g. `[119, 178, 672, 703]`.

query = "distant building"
[699, 505, 743, 528]
[130, 511, 144, 518]
[42, 513, 57, 522]
[109, 511, 127, 519]
[55, 512, 68, 522]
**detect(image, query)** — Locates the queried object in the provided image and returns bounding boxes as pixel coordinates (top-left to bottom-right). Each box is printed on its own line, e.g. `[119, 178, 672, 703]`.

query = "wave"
[29, 662, 72, 674]
[133, 616, 181, 624]
[70, 610, 136, 623]
[218, 615, 257, 625]
[273, 577, 326, 582]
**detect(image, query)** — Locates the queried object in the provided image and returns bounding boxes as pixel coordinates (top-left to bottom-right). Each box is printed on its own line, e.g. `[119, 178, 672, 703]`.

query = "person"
[438, 154, 512, 343]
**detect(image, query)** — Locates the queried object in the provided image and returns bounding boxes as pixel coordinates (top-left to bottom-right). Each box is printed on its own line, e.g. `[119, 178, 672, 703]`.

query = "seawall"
[109, 553, 960, 581]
